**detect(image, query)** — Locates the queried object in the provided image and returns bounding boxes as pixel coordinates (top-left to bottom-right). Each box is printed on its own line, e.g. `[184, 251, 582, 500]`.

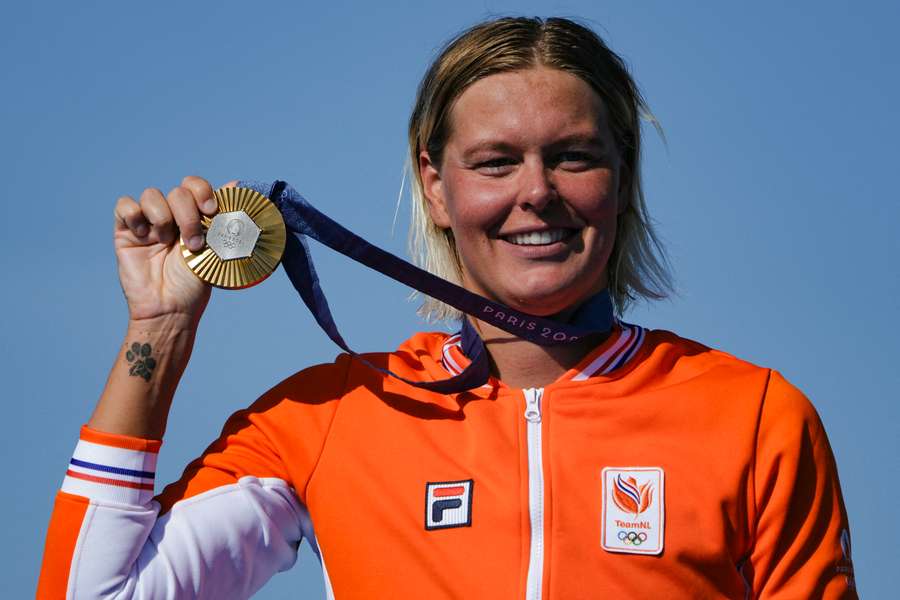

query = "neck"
[470, 317, 610, 389]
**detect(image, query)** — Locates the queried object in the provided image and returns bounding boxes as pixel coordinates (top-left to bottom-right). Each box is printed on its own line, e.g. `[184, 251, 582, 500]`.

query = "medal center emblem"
[207, 210, 261, 260]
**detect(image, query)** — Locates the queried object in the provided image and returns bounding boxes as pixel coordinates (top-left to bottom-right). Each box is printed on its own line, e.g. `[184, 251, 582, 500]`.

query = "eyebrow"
[460, 141, 519, 160]
[460, 134, 609, 160]
[546, 133, 609, 150]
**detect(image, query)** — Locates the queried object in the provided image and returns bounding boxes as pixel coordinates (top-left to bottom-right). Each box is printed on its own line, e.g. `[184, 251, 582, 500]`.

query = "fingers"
[140, 188, 176, 245]
[115, 177, 236, 250]
[114, 196, 149, 238]
[167, 186, 207, 251]
[180, 175, 218, 216]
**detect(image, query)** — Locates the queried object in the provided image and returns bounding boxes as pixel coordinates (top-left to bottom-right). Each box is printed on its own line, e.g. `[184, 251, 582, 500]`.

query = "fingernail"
[135, 224, 148, 237]
[189, 235, 204, 250]
[203, 198, 217, 213]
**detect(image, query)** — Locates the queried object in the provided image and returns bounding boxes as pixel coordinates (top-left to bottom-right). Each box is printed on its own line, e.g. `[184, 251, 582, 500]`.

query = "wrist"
[91, 321, 199, 440]
[121, 320, 197, 383]
[127, 312, 199, 336]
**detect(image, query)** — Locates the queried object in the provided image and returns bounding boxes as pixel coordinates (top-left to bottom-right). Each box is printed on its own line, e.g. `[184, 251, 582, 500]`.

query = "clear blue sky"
[3, 1, 897, 597]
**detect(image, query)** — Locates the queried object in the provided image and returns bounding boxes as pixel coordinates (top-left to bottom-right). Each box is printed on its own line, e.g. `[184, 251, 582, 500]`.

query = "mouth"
[502, 228, 577, 246]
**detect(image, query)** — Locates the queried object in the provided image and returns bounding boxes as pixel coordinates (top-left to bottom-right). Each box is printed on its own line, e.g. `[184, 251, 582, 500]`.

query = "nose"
[517, 158, 557, 212]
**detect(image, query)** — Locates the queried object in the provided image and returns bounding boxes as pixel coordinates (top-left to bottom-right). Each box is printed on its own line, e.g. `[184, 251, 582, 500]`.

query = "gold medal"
[180, 186, 286, 289]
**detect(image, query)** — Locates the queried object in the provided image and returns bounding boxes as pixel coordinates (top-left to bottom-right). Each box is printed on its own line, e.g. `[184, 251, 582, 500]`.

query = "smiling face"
[419, 66, 625, 317]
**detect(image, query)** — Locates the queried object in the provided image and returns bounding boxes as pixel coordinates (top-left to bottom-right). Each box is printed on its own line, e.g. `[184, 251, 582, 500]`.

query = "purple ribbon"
[237, 180, 614, 393]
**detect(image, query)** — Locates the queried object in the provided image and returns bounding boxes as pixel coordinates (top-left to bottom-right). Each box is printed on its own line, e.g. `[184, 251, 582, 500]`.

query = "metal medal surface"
[180, 186, 286, 289]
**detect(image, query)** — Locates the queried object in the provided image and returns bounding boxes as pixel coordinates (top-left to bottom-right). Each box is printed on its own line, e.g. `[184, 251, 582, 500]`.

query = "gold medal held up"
[180, 186, 286, 289]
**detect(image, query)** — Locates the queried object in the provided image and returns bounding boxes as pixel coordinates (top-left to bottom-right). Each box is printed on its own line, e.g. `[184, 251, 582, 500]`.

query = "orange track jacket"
[38, 324, 857, 598]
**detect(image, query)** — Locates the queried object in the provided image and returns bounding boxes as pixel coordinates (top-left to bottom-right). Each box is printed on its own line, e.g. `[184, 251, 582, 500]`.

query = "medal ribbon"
[238, 179, 615, 393]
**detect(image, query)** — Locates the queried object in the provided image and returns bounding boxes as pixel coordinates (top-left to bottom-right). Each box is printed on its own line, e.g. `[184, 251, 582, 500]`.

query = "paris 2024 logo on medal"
[601, 467, 665, 555]
[180, 186, 286, 289]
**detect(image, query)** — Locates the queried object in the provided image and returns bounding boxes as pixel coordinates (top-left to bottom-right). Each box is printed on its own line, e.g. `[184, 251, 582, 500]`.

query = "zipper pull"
[524, 388, 543, 423]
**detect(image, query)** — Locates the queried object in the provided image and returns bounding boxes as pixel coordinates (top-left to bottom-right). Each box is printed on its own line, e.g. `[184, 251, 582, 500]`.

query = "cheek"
[558, 173, 619, 223]
[444, 176, 514, 234]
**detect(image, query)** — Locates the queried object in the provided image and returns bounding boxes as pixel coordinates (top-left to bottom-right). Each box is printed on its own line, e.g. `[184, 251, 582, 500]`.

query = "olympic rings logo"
[617, 530, 649, 546]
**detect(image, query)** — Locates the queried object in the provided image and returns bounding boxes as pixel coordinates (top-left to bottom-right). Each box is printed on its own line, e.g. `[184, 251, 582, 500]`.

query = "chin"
[503, 286, 593, 317]
[464, 267, 604, 317]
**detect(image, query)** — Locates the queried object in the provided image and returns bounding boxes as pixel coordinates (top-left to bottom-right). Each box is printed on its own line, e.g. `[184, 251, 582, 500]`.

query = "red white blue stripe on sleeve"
[61, 426, 160, 505]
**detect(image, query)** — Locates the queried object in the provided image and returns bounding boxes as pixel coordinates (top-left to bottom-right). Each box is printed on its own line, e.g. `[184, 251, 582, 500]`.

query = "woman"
[37, 16, 855, 599]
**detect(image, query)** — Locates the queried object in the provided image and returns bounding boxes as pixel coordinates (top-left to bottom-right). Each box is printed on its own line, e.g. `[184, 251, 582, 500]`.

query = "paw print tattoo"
[125, 342, 157, 381]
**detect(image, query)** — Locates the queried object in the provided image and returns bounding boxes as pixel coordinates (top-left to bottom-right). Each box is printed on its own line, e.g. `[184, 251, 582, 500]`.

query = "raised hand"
[113, 176, 234, 325]
[90, 176, 237, 438]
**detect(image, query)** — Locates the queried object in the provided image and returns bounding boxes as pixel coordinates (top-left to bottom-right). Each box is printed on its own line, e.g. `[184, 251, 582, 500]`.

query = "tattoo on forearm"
[125, 342, 157, 381]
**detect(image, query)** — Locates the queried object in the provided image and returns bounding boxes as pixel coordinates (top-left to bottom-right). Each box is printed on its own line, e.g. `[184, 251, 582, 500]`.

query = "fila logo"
[425, 479, 473, 530]
[601, 467, 665, 555]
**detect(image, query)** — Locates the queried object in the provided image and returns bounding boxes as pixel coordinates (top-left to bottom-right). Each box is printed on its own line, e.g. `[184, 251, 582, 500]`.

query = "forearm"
[88, 314, 198, 439]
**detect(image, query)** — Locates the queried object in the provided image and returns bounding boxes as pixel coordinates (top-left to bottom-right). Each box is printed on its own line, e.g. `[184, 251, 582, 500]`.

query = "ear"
[418, 150, 452, 228]
[616, 160, 632, 215]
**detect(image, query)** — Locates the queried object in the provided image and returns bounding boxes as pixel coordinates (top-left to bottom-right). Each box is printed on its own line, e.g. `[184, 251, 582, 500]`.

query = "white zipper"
[523, 387, 544, 600]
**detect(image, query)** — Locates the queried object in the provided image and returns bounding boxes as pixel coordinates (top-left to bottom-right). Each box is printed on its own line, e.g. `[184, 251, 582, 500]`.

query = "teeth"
[506, 229, 568, 246]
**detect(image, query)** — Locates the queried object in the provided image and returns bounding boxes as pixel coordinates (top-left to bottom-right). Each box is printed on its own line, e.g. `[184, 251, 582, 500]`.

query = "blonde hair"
[408, 16, 672, 321]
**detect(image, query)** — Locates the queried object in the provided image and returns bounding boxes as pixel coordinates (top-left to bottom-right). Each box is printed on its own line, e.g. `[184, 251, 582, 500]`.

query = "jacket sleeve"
[36, 360, 345, 600]
[746, 370, 857, 599]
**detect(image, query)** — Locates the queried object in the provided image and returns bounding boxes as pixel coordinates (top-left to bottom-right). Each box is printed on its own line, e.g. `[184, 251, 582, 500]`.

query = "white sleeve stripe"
[62, 439, 159, 505]
[62, 473, 156, 506]
[67, 461, 154, 484]
[71, 439, 159, 474]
